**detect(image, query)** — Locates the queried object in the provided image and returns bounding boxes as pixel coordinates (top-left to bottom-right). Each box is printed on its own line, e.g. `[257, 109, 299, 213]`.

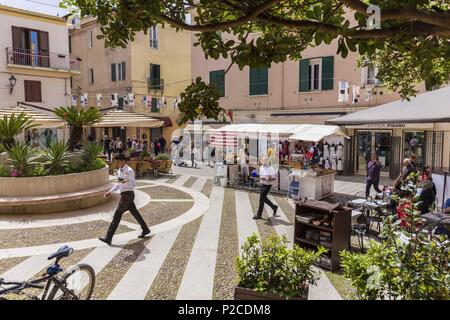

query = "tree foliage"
[62, 0, 450, 120]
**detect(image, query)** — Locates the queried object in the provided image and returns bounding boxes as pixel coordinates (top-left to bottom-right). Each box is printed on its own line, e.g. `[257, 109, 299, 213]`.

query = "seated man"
[417, 180, 436, 215]
[435, 198, 450, 238]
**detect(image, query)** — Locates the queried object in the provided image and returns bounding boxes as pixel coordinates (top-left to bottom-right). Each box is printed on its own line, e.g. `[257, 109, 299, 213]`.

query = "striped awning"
[210, 131, 238, 147]
[0, 105, 64, 128]
[95, 110, 164, 128]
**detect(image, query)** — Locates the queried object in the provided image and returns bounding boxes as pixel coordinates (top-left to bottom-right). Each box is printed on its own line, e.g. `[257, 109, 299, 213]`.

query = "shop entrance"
[356, 130, 392, 175]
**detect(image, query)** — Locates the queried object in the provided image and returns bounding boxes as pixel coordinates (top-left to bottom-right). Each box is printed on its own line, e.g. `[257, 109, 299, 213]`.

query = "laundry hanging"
[71, 95, 78, 106]
[338, 81, 349, 103]
[352, 85, 361, 104]
[96, 94, 103, 107]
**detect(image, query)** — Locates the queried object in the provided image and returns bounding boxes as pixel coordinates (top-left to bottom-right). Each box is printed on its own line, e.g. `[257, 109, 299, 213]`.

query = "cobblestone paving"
[139, 186, 193, 200]
[183, 176, 197, 188]
[212, 188, 239, 300]
[122, 201, 194, 226]
[0, 221, 131, 249]
[0, 257, 27, 274]
[248, 192, 278, 242]
[91, 238, 151, 300]
[145, 217, 203, 300]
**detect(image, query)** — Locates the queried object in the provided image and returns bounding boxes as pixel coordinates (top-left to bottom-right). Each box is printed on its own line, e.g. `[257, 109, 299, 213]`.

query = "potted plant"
[155, 153, 171, 172]
[234, 234, 325, 300]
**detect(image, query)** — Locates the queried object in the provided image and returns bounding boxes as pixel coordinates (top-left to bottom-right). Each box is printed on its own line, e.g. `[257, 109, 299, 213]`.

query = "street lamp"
[9, 75, 17, 94]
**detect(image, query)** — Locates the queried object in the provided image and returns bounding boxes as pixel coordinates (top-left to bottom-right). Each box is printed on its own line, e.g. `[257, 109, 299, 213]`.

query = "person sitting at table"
[417, 180, 437, 214]
[434, 198, 450, 238]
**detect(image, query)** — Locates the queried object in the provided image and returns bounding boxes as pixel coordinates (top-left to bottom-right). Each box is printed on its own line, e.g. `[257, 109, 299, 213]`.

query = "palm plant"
[80, 142, 103, 167]
[0, 143, 5, 154]
[7, 142, 38, 177]
[0, 113, 36, 150]
[43, 141, 70, 175]
[53, 107, 102, 151]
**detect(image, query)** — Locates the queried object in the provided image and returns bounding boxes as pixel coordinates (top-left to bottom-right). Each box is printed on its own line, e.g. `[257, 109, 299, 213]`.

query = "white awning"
[0, 105, 64, 128]
[327, 86, 450, 125]
[94, 110, 164, 128]
[288, 125, 349, 142]
[213, 123, 310, 135]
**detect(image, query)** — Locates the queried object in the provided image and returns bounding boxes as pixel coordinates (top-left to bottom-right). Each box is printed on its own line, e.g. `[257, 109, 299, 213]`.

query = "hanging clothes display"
[338, 81, 349, 103]
[325, 158, 331, 169]
[331, 158, 337, 170]
[329, 143, 337, 160]
[96, 94, 103, 107]
[352, 85, 361, 104]
[336, 143, 344, 159]
[323, 141, 330, 160]
[337, 158, 343, 171]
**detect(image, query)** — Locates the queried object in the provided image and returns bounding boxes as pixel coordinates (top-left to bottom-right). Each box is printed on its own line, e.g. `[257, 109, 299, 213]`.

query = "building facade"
[191, 26, 437, 178]
[0, 4, 77, 143]
[70, 17, 191, 145]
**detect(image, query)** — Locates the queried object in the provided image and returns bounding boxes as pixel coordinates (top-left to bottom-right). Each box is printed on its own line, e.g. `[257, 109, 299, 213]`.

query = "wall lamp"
[9, 75, 17, 95]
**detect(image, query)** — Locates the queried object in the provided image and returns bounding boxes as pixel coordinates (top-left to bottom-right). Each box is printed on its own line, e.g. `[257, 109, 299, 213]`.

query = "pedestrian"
[366, 153, 382, 198]
[103, 135, 112, 161]
[99, 153, 151, 245]
[409, 154, 418, 173]
[127, 137, 132, 149]
[114, 137, 123, 155]
[253, 155, 278, 220]
[154, 138, 160, 156]
[190, 141, 196, 167]
[159, 135, 166, 153]
[421, 165, 432, 182]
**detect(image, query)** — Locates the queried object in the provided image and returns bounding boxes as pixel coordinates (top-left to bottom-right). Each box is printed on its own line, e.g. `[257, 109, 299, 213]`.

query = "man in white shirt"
[99, 154, 150, 245]
[254, 156, 278, 219]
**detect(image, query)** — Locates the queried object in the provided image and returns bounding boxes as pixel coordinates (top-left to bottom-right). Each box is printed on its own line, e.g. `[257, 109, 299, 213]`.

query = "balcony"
[6, 47, 81, 74]
[147, 77, 164, 92]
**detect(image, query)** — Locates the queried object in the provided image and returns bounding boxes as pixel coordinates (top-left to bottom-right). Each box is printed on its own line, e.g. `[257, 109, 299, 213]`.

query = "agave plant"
[53, 107, 102, 151]
[0, 113, 37, 150]
[7, 142, 38, 177]
[80, 142, 103, 167]
[43, 141, 70, 175]
[0, 143, 5, 154]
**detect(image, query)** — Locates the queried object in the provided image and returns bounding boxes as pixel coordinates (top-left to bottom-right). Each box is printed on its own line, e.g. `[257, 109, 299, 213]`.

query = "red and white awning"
[210, 131, 238, 147]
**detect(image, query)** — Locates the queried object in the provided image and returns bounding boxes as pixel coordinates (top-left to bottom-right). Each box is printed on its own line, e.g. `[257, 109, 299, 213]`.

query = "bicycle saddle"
[48, 246, 74, 260]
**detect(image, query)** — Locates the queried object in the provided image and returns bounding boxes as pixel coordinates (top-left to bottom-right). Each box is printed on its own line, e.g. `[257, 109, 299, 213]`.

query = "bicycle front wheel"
[48, 264, 95, 300]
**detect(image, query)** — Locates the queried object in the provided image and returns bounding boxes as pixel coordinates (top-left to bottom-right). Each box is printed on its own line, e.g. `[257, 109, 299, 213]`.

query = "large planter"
[0, 166, 111, 214]
[234, 286, 309, 300]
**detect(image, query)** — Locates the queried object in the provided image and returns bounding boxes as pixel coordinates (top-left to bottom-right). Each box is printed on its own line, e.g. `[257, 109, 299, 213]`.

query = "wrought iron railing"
[147, 77, 164, 91]
[6, 47, 80, 72]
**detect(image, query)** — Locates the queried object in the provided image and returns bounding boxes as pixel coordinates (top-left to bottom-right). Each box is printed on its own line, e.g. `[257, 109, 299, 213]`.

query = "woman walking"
[366, 153, 382, 199]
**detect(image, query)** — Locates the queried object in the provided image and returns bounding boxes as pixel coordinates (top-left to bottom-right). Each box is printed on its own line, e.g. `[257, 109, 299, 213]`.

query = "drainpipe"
[281, 61, 285, 110]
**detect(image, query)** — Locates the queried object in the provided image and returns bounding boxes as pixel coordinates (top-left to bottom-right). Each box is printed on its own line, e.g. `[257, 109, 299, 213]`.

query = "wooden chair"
[140, 161, 153, 177]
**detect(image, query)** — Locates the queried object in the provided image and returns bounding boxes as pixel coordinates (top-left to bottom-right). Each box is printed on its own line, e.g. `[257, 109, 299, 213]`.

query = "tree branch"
[160, 0, 281, 31]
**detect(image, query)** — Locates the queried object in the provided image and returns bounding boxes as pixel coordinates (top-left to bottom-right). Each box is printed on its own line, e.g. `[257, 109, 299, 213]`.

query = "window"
[24, 80, 42, 102]
[209, 70, 225, 97]
[249, 67, 268, 96]
[111, 63, 117, 82]
[299, 56, 334, 92]
[89, 68, 94, 84]
[88, 29, 93, 48]
[118, 62, 126, 81]
[11, 26, 49, 67]
[68, 34, 72, 54]
[365, 64, 381, 85]
[149, 26, 158, 49]
[149, 64, 161, 90]
[151, 97, 159, 113]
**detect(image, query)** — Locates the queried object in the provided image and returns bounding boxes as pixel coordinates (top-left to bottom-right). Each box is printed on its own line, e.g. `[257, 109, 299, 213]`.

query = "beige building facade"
[70, 17, 191, 145]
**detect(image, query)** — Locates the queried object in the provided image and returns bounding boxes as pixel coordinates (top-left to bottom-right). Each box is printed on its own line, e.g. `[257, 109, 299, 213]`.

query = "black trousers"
[366, 180, 381, 198]
[257, 184, 276, 216]
[105, 191, 149, 241]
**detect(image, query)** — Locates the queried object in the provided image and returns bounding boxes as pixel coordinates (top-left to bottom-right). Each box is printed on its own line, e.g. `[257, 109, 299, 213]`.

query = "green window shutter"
[151, 97, 159, 113]
[209, 70, 225, 97]
[249, 67, 268, 96]
[321, 56, 334, 90]
[299, 59, 310, 92]
[111, 63, 116, 82]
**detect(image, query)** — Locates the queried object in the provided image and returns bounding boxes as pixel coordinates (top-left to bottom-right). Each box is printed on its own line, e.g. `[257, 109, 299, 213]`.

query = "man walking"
[103, 135, 111, 161]
[366, 153, 382, 198]
[99, 154, 150, 245]
[254, 156, 278, 220]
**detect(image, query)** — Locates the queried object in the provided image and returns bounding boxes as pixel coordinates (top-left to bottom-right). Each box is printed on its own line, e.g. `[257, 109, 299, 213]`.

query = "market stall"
[210, 124, 348, 199]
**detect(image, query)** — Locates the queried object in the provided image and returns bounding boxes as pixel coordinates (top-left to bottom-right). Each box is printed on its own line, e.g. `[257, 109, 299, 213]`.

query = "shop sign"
[346, 123, 434, 129]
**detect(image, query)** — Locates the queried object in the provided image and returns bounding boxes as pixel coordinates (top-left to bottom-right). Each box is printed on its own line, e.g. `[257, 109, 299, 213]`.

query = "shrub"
[32, 164, 48, 177]
[0, 165, 9, 177]
[0, 143, 5, 154]
[7, 142, 37, 177]
[235, 234, 325, 299]
[155, 153, 170, 161]
[80, 142, 103, 167]
[43, 141, 70, 175]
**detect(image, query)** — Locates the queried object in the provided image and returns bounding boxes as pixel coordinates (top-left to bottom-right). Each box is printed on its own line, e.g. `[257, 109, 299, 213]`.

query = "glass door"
[375, 132, 391, 173]
[356, 131, 372, 174]
[30, 30, 39, 67]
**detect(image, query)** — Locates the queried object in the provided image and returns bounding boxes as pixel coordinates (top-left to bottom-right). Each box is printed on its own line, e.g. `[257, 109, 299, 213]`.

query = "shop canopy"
[0, 105, 64, 128]
[94, 110, 164, 128]
[210, 123, 347, 146]
[288, 125, 348, 142]
[327, 86, 450, 125]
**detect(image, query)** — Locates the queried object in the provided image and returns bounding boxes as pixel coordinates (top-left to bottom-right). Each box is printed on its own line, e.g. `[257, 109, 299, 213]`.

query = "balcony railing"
[148, 77, 164, 91]
[6, 47, 80, 73]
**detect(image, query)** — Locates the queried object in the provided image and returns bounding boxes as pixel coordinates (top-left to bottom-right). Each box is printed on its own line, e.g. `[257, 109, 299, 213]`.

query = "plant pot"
[234, 286, 309, 300]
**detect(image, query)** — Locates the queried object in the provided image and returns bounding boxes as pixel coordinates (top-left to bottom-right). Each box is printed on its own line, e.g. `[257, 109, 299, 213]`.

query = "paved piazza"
[0, 166, 380, 300]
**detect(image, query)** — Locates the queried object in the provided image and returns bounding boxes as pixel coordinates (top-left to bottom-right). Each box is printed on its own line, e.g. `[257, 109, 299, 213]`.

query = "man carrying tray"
[253, 155, 279, 220]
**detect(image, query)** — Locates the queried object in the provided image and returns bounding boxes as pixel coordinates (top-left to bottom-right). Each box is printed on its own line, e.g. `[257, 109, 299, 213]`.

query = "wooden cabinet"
[294, 199, 351, 272]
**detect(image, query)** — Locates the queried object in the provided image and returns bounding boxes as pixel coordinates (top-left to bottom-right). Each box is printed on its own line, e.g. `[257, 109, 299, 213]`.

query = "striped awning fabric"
[210, 131, 238, 147]
[0, 105, 64, 128]
[95, 110, 164, 128]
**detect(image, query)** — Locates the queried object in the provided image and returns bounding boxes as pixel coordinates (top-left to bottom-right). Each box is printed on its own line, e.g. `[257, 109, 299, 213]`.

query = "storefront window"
[403, 131, 425, 169]
[356, 130, 392, 174]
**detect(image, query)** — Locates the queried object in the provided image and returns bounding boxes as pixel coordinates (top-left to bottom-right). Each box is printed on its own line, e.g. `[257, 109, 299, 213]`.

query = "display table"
[290, 169, 335, 200]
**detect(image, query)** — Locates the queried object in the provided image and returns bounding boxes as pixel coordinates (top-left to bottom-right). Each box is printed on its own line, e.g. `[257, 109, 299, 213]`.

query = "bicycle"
[0, 246, 95, 300]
